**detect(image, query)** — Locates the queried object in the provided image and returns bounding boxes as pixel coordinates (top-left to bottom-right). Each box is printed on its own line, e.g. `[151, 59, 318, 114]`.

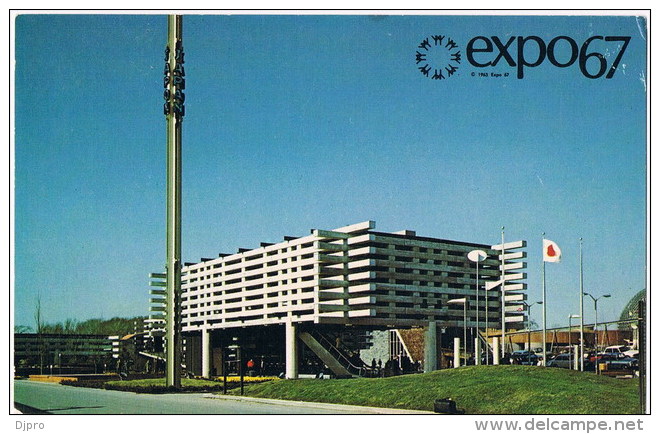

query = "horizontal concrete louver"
[491, 240, 528, 324]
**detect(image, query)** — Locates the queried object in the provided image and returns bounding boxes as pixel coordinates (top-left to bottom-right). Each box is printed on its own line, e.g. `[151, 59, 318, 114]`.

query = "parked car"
[603, 345, 638, 358]
[547, 353, 595, 370]
[510, 350, 540, 365]
[604, 356, 638, 371]
[546, 353, 574, 369]
[590, 352, 626, 364]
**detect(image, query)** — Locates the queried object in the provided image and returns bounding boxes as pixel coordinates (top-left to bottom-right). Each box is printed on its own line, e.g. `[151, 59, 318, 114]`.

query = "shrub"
[61, 379, 106, 389]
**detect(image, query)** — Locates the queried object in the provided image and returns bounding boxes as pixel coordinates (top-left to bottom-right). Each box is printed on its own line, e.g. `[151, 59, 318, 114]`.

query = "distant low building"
[13, 333, 119, 375]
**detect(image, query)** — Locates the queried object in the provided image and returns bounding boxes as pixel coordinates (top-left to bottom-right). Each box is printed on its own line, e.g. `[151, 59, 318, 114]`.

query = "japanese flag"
[543, 239, 562, 263]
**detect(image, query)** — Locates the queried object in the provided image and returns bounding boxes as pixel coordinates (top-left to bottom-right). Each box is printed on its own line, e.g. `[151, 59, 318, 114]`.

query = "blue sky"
[13, 13, 647, 330]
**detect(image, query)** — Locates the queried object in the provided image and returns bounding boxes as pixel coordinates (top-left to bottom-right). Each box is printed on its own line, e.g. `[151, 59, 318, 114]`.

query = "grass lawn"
[230, 365, 641, 414]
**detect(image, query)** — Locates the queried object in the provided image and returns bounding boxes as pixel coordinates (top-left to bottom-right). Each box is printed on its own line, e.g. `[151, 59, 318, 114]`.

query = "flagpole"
[542, 232, 547, 367]
[579, 238, 585, 371]
[501, 227, 505, 358]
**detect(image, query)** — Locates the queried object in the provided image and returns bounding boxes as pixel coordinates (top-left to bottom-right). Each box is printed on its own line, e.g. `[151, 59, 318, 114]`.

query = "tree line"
[15, 316, 147, 337]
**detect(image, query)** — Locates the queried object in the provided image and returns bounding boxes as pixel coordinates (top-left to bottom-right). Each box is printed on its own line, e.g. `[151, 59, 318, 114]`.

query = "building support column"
[453, 337, 461, 368]
[424, 321, 437, 372]
[201, 328, 210, 378]
[285, 321, 298, 379]
[493, 337, 500, 365]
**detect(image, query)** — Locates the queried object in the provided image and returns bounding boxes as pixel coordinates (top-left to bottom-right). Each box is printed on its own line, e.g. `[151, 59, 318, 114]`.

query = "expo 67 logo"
[415, 32, 632, 80]
[415, 35, 461, 80]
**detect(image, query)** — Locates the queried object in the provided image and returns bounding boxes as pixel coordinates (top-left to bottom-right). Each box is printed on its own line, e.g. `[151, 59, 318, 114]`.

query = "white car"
[603, 345, 638, 358]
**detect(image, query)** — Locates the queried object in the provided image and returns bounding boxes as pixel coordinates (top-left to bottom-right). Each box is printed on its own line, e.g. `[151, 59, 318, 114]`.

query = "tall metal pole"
[594, 299, 599, 374]
[579, 238, 585, 371]
[585, 293, 609, 374]
[527, 303, 532, 351]
[568, 315, 573, 369]
[476, 260, 479, 346]
[526, 301, 542, 352]
[468, 249, 487, 364]
[164, 14, 185, 389]
[500, 227, 505, 357]
[542, 233, 547, 366]
[485, 284, 489, 365]
[463, 301, 467, 363]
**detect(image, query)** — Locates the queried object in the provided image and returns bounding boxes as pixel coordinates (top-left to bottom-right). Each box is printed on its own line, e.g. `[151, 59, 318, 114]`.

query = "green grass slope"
[237, 365, 640, 414]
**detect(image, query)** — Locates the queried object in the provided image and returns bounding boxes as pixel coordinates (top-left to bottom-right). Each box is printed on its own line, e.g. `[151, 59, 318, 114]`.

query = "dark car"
[606, 357, 638, 371]
[590, 352, 626, 364]
[510, 350, 540, 365]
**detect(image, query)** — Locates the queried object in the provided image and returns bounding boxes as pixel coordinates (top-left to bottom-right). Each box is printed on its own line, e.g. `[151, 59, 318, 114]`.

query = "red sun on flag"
[543, 239, 561, 263]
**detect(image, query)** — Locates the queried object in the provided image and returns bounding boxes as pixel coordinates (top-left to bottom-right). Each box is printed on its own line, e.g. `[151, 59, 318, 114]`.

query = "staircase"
[138, 351, 165, 361]
[479, 331, 495, 363]
[298, 330, 374, 378]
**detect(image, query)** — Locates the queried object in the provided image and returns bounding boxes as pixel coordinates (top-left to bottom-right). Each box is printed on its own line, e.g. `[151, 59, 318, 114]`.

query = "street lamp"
[467, 250, 488, 335]
[579, 238, 585, 371]
[584, 292, 611, 374]
[484, 278, 504, 365]
[468, 250, 488, 365]
[568, 314, 581, 370]
[522, 301, 543, 352]
[448, 298, 468, 364]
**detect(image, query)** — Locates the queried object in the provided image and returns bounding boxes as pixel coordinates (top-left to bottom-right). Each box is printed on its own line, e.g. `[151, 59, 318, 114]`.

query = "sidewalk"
[203, 393, 435, 414]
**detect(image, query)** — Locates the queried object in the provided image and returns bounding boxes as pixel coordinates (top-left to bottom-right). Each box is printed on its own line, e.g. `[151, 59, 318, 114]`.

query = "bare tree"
[34, 296, 44, 374]
[34, 296, 43, 333]
[63, 318, 77, 334]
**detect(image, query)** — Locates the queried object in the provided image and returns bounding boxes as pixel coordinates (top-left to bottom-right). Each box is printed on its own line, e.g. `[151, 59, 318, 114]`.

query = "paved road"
[14, 380, 429, 415]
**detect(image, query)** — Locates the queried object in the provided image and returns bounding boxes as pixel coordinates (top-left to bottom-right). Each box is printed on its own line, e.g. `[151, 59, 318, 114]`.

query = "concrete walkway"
[14, 380, 434, 414]
[203, 393, 434, 414]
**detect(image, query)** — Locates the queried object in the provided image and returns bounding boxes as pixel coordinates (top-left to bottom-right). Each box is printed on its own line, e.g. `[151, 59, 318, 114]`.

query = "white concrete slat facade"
[491, 240, 528, 326]
[177, 221, 526, 333]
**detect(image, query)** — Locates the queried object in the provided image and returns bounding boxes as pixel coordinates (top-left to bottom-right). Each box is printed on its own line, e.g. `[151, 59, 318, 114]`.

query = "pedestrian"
[383, 359, 392, 377]
[393, 356, 401, 375]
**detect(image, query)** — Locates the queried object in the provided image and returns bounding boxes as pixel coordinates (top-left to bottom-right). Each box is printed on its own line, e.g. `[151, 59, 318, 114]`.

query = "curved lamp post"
[521, 301, 543, 352]
[448, 298, 468, 364]
[568, 314, 581, 369]
[468, 249, 488, 362]
[584, 292, 611, 374]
